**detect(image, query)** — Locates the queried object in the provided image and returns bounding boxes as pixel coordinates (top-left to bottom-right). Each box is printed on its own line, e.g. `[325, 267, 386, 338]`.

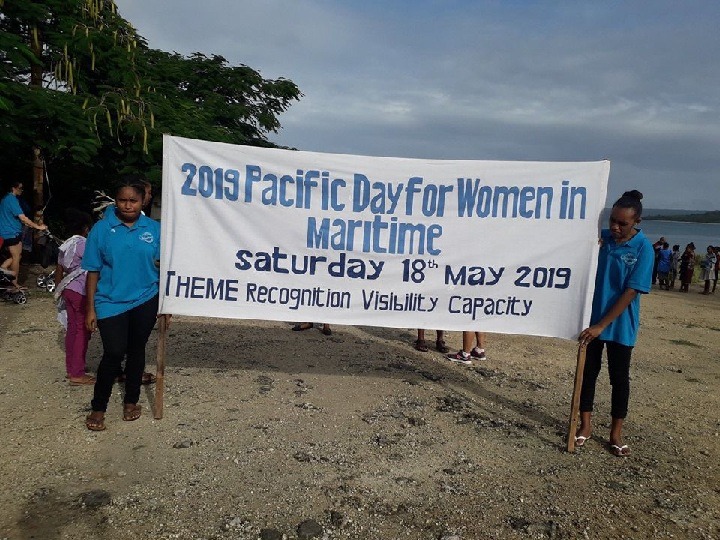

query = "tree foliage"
[0, 0, 301, 218]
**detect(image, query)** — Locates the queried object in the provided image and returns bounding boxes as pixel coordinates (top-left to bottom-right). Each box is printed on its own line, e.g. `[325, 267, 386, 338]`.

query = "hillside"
[644, 210, 720, 223]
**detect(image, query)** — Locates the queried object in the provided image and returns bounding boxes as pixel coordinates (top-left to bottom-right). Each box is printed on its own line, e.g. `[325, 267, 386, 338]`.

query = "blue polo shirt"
[590, 228, 653, 346]
[82, 211, 161, 319]
[0, 193, 23, 238]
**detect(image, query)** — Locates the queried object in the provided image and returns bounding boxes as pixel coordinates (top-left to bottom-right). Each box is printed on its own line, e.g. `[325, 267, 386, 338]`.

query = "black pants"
[91, 295, 158, 412]
[579, 338, 632, 419]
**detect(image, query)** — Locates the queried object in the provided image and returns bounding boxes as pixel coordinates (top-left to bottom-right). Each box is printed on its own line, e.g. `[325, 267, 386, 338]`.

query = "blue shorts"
[1, 235, 22, 247]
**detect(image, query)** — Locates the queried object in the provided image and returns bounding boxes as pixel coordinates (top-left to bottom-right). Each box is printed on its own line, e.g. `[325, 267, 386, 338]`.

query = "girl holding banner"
[576, 190, 653, 457]
[83, 178, 162, 431]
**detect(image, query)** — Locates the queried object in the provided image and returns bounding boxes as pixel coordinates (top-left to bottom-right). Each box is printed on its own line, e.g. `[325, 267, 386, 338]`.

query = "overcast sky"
[114, 0, 719, 210]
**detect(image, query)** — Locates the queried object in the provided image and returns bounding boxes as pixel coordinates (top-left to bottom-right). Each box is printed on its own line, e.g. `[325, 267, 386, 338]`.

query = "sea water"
[639, 220, 720, 250]
[598, 209, 720, 248]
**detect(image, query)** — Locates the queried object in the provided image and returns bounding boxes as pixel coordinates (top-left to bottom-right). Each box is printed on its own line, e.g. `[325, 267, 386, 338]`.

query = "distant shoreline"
[644, 218, 720, 225]
[643, 210, 720, 224]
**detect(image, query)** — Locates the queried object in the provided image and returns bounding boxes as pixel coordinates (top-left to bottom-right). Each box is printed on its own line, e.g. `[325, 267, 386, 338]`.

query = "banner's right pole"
[566, 343, 587, 452]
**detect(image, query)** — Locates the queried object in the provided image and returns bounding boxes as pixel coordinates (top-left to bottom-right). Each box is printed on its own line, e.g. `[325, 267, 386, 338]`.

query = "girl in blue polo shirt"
[575, 190, 653, 457]
[83, 178, 162, 431]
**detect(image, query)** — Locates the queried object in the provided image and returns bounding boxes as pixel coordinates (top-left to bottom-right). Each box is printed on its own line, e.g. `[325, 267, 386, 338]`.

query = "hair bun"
[622, 189, 643, 201]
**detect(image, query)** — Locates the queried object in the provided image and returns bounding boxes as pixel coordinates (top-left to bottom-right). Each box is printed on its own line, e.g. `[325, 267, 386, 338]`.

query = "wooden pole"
[566, 343, 587, 452]
[32, 149, 45, 254]
[32, 148, 44, 210]
[153, 315, 168, 419]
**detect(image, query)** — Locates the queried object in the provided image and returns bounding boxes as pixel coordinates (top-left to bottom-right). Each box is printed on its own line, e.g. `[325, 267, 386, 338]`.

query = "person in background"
[713, 247, 720, 293]
[575, 190, 653, 457]
[414, 329, 449, 353]
[83, 178, 164, 431]
[292, 322, 332, 336]
[699, 245, 716, 295]
[18, 193, 34, 254]
[446, 331, 487, 365]
[656, 242, 672, 290]
[140, 179, 153, 215]
[54, 209, 95, 385]
[679, 243, 695, 293]
[0, 180, 47, 288]
[669, 244, 681, 290]
[651, 236, 665, 285]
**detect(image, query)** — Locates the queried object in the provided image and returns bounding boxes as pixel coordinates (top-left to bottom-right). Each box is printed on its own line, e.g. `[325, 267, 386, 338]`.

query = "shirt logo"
[621, 253, 637, 266]
[139, 232, 154, 244]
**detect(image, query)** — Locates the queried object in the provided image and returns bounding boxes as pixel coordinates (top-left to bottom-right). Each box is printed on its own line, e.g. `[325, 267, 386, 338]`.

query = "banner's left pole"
[566, 343, 587, 452]
[153, 315, 168, 419]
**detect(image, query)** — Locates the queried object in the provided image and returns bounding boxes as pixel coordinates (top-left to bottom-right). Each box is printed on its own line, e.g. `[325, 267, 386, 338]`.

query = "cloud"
[115, 0, 720, 209]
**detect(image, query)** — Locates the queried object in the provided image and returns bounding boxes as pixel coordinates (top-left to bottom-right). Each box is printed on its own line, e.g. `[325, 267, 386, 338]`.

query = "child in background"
[669, 245, 680, 289]
[679, 243, 695, 293]
[656, 242, 672, 290]
[700, 245, 717, 295]
[55, 209, 95, 385]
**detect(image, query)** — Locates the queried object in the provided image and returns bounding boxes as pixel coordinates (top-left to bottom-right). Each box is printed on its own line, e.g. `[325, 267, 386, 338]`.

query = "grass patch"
[669, 339, 701, 348]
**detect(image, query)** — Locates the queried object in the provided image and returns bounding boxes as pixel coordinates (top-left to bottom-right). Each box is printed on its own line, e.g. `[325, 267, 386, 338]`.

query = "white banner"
[160, 135, 608, 340]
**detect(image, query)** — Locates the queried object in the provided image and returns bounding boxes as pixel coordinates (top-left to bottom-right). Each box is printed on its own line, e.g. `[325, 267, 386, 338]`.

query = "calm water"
[598, 209, 720, 249]
[639, 220, 720, 250]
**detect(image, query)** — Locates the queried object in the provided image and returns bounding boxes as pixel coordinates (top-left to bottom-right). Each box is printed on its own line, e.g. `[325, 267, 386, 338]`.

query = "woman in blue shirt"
[83, 178, 163, 431]
[0, 180, 47, 288]
[575, 190, 653, 457]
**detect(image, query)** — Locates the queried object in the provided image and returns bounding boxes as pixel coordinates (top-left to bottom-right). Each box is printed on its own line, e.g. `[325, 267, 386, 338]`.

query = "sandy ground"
[0, 265, 718, 540]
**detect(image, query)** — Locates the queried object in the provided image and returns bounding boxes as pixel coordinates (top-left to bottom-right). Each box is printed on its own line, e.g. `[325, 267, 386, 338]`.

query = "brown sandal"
[292, 322, 313, 331]
[69, 374, 96, 385]
[85, 412, 106, 431]
[123, 404, 142, 422]
[414, 339, 429, 352]
[435, 340, 450, 353]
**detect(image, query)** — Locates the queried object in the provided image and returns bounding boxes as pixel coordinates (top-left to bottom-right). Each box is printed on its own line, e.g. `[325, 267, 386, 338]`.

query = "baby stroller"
[35, 230, 63, 293]
[0, 239, 27, 303]
[0, 267, 27, 304]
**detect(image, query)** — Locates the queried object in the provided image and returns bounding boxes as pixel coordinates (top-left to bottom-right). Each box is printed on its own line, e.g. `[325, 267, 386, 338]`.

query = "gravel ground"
[1, 266, 718, 540]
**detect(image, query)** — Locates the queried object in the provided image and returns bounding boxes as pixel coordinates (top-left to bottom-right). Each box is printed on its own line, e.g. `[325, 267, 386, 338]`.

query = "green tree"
[0, 0, 301, 217]
[1, 0, 149, 210]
